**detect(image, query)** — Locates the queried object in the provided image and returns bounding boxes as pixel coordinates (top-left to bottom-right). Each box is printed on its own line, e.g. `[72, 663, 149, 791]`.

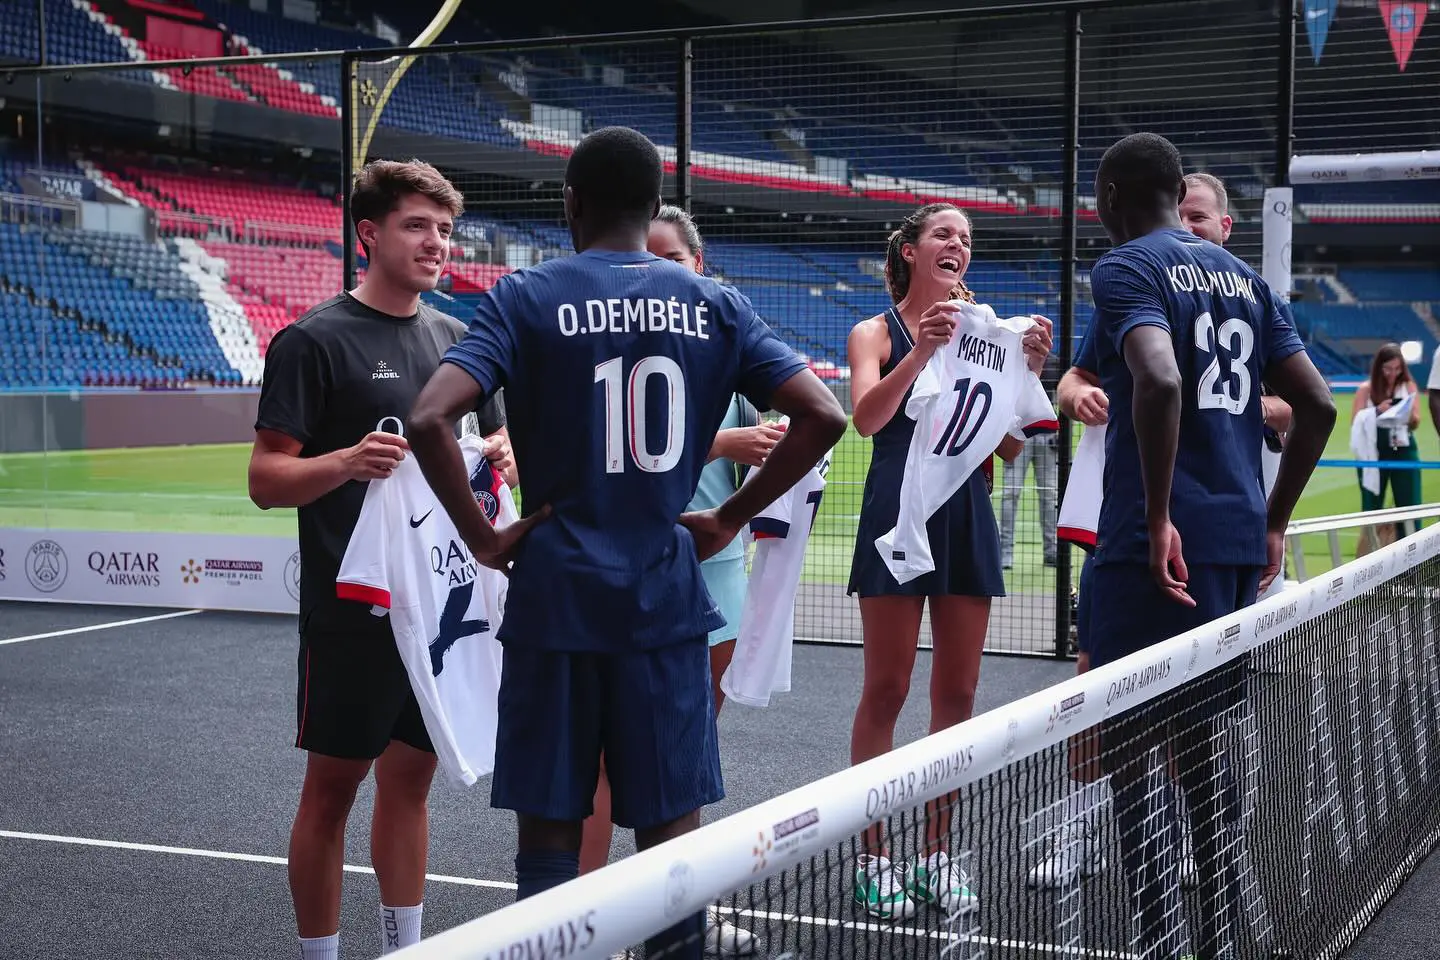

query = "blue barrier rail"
[1317, 459, 1440, 470]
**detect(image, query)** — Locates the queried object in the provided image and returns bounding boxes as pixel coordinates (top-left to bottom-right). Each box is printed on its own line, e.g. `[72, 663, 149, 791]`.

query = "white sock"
[381, 903, 423, 954]
[299, 933, 338, 960]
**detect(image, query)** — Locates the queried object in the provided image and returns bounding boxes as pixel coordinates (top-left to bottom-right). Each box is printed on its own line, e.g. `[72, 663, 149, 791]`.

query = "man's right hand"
[344, 431, 410, 480]
[1148, 516, 1195, 608]
[1070, 384, 1110, 426]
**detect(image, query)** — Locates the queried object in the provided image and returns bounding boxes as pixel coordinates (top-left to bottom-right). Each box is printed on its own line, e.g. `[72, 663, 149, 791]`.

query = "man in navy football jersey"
[405, 126, 846, 957]
[1086, 133, 1334, 957]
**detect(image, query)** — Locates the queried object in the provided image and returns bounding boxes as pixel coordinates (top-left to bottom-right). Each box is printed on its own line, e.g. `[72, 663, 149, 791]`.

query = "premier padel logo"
[25, 539, 67, 593]
[1045, 692, 1085, 733]
[371, 360, 400, 381]
[768, 807, 822, 865]
[1216, 622, 1244, 655]
[183, 559, 263, 586]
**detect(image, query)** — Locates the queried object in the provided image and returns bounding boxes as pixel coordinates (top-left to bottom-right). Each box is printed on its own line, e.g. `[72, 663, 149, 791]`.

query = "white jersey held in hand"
[1058, 421, 1106, 551]
[335, 432, 513, 788]
[722, 436, 831, 708]
[876, 302, 1059, 584]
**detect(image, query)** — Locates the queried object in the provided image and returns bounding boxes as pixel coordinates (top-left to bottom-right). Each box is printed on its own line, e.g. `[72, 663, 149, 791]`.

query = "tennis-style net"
[396, 525, 1440, 960]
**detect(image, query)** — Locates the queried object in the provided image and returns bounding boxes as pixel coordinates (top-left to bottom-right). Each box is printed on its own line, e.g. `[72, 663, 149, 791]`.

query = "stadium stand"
[99, 164, 342, 243]
[0, 222, 254, 388]
[2, 0, 1433, 226]
[0, 1, 1432, 387]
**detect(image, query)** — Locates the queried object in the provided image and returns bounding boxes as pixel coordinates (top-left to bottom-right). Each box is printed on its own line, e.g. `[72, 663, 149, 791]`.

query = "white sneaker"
[910, 851, 979, 916]
[1028, 820, 1106, 890]
[853, 854, 917, 921]
[704, 906, 756, 956]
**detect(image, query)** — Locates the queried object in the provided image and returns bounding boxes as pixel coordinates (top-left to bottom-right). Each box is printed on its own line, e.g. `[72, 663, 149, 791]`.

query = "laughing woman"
[845, 202, 1051, 921]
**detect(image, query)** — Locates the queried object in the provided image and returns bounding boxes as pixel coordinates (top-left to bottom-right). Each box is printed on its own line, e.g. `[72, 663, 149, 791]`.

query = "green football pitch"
[1, 412, 1434, 587]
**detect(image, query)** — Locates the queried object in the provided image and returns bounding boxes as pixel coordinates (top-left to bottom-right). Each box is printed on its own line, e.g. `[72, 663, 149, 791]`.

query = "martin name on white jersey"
[877, 302, 1059, 584]
[336, 432, 514, 787]
[723, 435, 831, 708]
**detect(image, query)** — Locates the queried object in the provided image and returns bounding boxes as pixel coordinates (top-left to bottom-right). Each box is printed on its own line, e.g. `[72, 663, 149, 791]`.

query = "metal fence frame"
[3, 0, 1301, 657]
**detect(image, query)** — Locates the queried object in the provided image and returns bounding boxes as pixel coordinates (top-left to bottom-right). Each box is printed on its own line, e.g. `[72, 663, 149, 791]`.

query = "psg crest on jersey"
[468, 461, 500, 522]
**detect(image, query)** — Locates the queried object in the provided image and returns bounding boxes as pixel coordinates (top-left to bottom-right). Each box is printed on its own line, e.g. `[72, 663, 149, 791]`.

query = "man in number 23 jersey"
[405, 126, 847, 959]
[1086, 133, 1334, 960]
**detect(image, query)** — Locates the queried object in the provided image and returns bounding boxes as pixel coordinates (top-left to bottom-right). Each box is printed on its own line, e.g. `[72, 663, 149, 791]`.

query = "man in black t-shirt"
[249, 159, 509, 960]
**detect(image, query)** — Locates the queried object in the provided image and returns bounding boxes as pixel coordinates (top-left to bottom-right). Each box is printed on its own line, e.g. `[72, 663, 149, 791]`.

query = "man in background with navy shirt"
[1085, 133, 1334, 958]
[406, 126, 847, 958]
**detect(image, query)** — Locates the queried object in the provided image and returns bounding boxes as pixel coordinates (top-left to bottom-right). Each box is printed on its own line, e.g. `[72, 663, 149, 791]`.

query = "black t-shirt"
[254, 292, 506, 628]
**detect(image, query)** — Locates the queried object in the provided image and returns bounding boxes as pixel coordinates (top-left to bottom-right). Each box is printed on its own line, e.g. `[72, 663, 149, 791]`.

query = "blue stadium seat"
[0, 223, 242, 387]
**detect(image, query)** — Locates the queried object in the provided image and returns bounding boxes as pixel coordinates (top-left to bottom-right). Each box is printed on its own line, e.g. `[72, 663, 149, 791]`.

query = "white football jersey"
[876, 303, 1059, 584]
[722, 440, 831, 708]
[336, 432, 513, 788]
[1058, 421, 1106, 550]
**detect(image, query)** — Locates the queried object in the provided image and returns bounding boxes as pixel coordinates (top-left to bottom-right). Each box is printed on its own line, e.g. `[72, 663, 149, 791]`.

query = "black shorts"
[295, 610, 433, 760]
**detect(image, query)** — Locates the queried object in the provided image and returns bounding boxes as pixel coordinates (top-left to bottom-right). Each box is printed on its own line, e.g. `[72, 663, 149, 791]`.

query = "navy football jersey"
[1089, 227, 1304, 567]
[442, 249, 807, 653]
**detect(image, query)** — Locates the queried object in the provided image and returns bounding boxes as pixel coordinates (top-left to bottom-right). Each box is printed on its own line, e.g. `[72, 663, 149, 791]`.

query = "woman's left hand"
[1023, 315, 1054, 375]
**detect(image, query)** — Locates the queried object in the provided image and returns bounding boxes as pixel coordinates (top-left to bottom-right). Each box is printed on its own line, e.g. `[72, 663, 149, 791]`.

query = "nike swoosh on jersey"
[409, 508, 434, 528]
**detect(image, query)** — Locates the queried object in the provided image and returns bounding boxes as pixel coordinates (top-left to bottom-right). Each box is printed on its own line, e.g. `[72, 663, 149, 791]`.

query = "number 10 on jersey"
[596, 355, 686, 473]
[933, 377, 993, 457]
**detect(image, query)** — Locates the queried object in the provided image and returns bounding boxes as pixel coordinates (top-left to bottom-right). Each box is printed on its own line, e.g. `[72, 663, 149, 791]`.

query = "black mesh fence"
[339, 1, 1295, 655]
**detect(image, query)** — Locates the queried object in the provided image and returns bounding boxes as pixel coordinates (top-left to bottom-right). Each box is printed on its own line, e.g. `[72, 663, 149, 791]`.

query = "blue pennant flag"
[1304, 0, 1339, 64]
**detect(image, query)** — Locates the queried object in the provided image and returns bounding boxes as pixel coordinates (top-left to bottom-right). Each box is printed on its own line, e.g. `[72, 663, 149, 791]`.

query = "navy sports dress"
[846, 307, 1006, 599]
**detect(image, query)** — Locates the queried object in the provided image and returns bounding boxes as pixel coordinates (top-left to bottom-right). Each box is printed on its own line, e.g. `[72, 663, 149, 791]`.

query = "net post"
[340, 50, 356, 290]
[1054, 7, 1082, 660]
[675, 35, 693, 212]
[1274, 0, 1297, 187]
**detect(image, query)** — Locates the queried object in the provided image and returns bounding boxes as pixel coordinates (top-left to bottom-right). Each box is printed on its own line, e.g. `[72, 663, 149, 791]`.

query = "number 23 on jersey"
[1194, 311, 1254, 415]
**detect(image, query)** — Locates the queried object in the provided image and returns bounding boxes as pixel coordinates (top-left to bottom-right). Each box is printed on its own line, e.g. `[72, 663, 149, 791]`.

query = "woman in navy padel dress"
[844, 202, 1052, 922]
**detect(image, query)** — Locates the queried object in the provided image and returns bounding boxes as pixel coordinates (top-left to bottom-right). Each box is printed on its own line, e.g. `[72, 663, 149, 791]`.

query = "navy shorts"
[1089, 561, 1262, 730]
[1087, 562, 1264, 668]
[490, 638, 724, 831]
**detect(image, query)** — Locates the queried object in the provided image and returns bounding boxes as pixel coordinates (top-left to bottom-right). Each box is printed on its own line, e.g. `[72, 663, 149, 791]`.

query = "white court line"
[0, 829, 1135, 956]
[0, 830, 516, 891]
[0, 609, 204, 646]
